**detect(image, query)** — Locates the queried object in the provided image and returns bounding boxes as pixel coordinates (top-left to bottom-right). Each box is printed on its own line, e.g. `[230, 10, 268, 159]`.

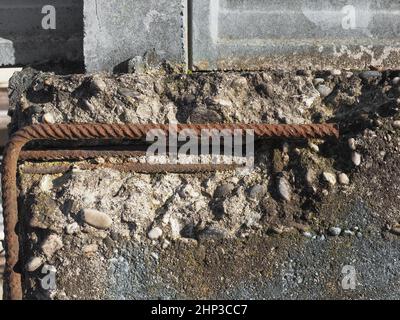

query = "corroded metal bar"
[19, 149, 146, 161]
[20, 163, 240, 175]
[1, 122, 338, 299]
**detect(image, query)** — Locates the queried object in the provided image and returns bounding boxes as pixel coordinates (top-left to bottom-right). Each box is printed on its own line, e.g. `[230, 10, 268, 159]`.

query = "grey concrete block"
[84, 0, 186, 72]
[192, 0, 400, 70]
[0, 0, 83, 67]
[0, 38, 15, 66]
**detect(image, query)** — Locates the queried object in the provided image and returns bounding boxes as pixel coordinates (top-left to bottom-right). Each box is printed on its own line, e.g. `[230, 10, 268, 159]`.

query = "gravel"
[82, 209, 113, 230]
[352, 152, 362, 166]
[26, 256, 44, 272]
[359, 71, 382, 80]
[348, 138, 357, 151]
[317, 85, 333, 97]
[338, 173, 350, 185]
[328, 227, 342, 236]
[248, 184, 266, 201]
[42, 112, 55, 124]
[148, 227, 163, 240]
[41, 234, 63, 259]
[323, 172, 337, 186]
[277, 177, 291, 201]
[214, 183, 235, 199]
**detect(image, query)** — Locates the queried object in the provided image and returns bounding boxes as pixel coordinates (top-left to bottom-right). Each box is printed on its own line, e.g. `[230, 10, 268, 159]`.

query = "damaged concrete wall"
[5, 66, 400, 299]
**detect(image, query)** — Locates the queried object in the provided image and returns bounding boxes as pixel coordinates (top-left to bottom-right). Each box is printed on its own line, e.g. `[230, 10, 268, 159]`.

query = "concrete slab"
[0, 38, 15, 66]
[84, 0, 186, 72]
[192, 0, 400, 70]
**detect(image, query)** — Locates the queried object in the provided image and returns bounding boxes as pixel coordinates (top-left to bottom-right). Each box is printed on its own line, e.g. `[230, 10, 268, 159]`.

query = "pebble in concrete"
[338, 173, 350, 185]
[359, 71, 382, 80]
[308, 142, 319, 153]
[148, 227, 163, 240]
[39, 176, 53, 193]
[278, 177, 291, 201]
[90, 78, 107, 93]
[26, 256, 43, 272]
[348, 138, 357, 150]
[83, 244, 98, 254]
[214, 183, 235, 199]
[303, 231, 313, 238]
[41, 234, 63, 259]
[248, 184, 266, 201]
[313, 78, 325, 86]
[232, 77, 248, 90]
[328, 227, 342, 236]
[82, 209, 113, 230]
[393, 120, 400, 129]
[306, 168, 316, 186]
[343, 230, 355, 236]
[323, 172, 337, 186]
[65, 222, 80, 235]
[42, 113, 55, 124]
[352, 152, 362, 166]
[317, 85, 333, 97]
[331, 69, 342, 76]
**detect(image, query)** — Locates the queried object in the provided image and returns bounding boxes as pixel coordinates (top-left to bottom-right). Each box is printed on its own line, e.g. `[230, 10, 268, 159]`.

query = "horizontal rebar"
[20, 163, 240, 175]
[1, 122, 339, 300]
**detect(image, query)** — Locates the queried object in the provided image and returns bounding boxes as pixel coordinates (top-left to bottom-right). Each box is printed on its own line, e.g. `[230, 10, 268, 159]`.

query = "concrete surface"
[7, 67, 400, 299]
[0, 38, 15, 67]
[192, 0, 400, 70]
[83, 0, 187, 72]
[0, 0, 83, 67]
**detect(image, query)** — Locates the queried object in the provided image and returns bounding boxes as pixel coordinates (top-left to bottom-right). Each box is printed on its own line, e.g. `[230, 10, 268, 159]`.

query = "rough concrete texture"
[6, 65, 400, 299]
[0, 0, 83, 67]
[84, 0, 186, 72]
[193, 0, 400, 70]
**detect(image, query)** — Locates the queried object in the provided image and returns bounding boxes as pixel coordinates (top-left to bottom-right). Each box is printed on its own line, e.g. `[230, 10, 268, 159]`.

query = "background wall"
[1, 0, 400, 72]
[0, 0, 83, 68]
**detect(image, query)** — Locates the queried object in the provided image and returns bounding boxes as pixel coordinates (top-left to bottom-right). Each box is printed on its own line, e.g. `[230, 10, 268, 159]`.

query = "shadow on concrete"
[0, 0, 84, 74]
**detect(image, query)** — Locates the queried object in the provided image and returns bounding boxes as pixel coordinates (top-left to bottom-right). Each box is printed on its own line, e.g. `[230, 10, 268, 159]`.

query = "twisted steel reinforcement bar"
[1, 122, 338, 299]
[20, 163, 241, 175]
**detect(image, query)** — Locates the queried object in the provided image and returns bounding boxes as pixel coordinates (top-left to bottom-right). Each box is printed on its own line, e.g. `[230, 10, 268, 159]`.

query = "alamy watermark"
[41, 5, 56, 30]
[40, 264, 57, 290]
[145, 124, 255, 168]
[341, 5, 357, 30]
[341, 265, 357, 290]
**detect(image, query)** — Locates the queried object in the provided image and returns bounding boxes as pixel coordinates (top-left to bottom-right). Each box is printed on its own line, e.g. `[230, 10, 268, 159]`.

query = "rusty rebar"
[1, 122, 338, 299]
[19, 149, 146, 161]
[20, 163, 241, 175]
